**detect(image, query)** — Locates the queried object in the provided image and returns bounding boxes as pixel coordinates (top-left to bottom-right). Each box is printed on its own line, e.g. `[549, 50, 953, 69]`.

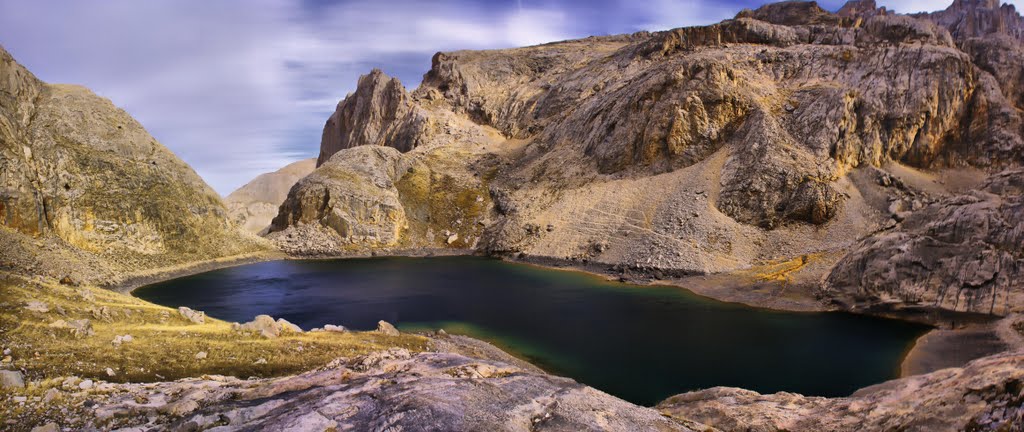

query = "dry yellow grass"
[0, 274, 427, 385]
[747, 253, 820, 284]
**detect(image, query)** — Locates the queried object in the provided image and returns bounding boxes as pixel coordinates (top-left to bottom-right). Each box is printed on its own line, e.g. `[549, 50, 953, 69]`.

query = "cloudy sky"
[0, 0, 1016, 194]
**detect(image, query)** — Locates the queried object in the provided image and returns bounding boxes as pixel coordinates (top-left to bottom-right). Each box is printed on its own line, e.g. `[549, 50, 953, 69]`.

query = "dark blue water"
[134, 256, 929, 406]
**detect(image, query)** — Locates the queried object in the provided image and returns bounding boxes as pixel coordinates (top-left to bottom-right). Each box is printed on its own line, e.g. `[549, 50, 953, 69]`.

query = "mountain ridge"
[273, 0, 1024, 317]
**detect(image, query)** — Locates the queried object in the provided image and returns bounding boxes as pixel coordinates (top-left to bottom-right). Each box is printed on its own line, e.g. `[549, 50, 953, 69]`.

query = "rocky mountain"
[2, 1, 1024, 431]
[224, 158, 315, 233]
[270, 73, 502, 254]
[273, 0, 1024, 316]
[0, 45, 268, 287]
[918, 0, 1024, 42]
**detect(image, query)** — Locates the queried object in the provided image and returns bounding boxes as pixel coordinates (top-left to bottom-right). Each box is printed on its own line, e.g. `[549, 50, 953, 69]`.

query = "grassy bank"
[0, 273, 427, 385]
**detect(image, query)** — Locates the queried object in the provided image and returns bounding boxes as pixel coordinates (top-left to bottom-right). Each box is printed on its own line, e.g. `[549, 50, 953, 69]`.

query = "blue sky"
[0, 0, 1011, 194]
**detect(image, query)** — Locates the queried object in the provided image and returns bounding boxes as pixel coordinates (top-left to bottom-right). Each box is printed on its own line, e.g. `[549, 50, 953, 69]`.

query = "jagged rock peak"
[736, 1, 844, 26]
[317, 69, 430, 166]
[919, 0, 1024, 42]
[836, 0, 888, 19]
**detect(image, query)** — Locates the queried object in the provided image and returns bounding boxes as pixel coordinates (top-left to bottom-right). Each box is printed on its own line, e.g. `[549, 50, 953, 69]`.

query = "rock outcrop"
[273, 0, 1024, 315]
[271, 146, 409, 252]
[658, 349, 1024, 432]
[0, 45, 267, 286]
[824, 169, 1024, 314]
[317, 70, 434, 166]
[224, 158, 315, 233]
[919, 0, 1024, 120]
[918, 0, 1024, 42]
[270, 88, 499, 254]
[19, 345, 1024, 431]
[50, 348, 709, 431]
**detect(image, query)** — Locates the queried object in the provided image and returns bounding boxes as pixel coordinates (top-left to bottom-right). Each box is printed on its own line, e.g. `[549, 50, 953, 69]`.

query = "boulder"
[323, 324, 347, 333]
[178, 307, 206, 324]
[111, 334, 134, 347]
[376, 320, 400, 336]
[67, 319, 94, 338]
[48, 319, 94, 338]
[825, 171, 1024, 314]
[30, 424, 59, 432]
[242, 315, 280, 338]
[74, 349, 701, 431]
[276, 318, 303, 334]
[0, 370, 24, 389]
[658, 349, 1024, 431]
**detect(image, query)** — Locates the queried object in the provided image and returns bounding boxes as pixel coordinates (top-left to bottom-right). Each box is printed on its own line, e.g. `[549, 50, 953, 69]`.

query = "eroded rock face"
[919, 0, 1024, 42]
[224, 158, 316, 233]
[837, 0, 889, 19]
[317, 69, 433, 166]
[270, 146, 408, 253]
[275, 0, 1023, 293]
[658, 349, 1024, 432]
[824, 169, 1024, 314]
[78, 349, 705, 431]
[0, 45, 266, 285]
[270, 93, 498, 254]
[919, 0, 1024, 122]
[270, 143, 497, 254]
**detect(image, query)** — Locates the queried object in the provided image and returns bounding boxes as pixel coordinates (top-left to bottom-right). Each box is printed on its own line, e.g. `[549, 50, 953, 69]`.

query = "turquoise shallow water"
[134, 256, 930, 406]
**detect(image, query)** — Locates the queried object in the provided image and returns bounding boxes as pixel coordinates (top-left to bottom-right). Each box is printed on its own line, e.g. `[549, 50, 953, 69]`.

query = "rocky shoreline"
[5, 259, 1022, 432]
[121, 248, 1024, 382]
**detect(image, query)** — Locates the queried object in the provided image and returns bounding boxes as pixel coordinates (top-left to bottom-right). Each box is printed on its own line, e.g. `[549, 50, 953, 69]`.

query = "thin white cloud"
[0, 0, 574, 195]
[1, 0, 1020, 195]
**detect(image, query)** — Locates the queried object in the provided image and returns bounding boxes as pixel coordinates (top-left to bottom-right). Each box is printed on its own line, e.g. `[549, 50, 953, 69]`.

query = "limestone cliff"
[918, 0, 1024, 42]
[0, 45, 267, 286]
[316, 70, 434, 166]
[224, 158, 315, 233]
[270, 76, 501, 254]
[275, 0, 1024, 315]
[824, 169, 1024, 315]
[820, 0, 1024, 315]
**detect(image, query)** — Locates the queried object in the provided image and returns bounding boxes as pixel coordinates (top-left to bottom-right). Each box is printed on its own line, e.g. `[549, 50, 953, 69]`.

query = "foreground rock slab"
[658, 349, 1024, 432]
[81, 349, 705, 431]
